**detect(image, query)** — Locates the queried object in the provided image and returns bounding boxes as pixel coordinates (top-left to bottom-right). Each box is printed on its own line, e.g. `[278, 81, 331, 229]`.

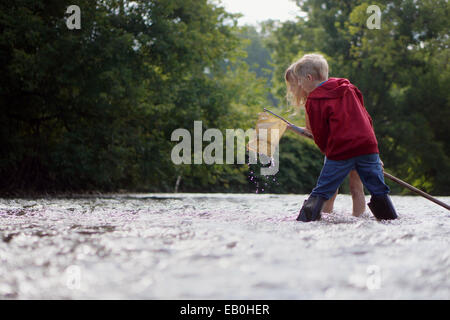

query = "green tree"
[265, 0, 450, 195]
[0, 0, 263, 194]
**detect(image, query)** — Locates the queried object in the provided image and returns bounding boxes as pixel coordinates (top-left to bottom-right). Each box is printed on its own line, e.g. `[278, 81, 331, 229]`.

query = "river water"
[0, 193, 449, 299]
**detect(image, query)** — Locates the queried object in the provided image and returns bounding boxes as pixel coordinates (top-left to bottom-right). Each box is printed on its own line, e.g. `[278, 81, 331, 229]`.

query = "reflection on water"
[0, 194, 449, 299]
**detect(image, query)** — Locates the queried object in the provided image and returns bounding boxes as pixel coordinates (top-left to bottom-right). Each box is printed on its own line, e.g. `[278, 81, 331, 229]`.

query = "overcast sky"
[217, 0, 304, 26]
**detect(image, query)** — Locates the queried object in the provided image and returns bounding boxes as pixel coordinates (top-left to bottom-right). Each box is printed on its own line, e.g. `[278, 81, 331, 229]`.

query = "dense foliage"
[265, 0, 449, 195]
[0, 0, 448, 195]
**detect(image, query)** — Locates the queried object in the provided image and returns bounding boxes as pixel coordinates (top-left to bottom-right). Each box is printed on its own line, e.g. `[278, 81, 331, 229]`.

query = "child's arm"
[305, 109, 312, 134]
[304, 102, 330, 154]
[355, 87, 374, 129]
[287, 124, 313, 138]
[286, 107, 313, 136]
[355, 86, 383, 166]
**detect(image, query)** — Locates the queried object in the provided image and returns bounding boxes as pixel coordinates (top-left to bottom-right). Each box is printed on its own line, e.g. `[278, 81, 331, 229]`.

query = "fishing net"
[247, 112, 288, 158]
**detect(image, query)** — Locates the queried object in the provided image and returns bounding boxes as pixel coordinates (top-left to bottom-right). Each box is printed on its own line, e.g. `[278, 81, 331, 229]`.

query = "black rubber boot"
[296, 196, 326, 222]
[368, 194, 398, 220]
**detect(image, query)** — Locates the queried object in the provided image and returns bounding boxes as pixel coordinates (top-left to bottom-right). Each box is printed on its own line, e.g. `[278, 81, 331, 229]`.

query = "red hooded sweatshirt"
[305, 78, 379, 160]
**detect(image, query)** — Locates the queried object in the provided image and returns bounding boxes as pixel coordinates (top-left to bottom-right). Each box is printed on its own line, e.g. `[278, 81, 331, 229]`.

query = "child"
[285, 54, 397, 222]
[285, 62, 366, 217]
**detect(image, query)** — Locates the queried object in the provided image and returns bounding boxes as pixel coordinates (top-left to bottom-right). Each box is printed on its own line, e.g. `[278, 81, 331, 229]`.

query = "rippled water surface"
[0, 193, 449, 299]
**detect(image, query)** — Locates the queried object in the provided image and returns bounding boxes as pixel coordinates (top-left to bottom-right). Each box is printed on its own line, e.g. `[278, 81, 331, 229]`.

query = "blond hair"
[293, 54, 328, 81]
[285, 54, 329, 108]
[284, 62, 307, 108]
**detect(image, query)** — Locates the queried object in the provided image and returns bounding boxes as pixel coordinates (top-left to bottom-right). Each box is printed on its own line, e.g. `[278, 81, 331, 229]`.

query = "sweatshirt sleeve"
[354, 87, 374, 128]
[305, 101, 329, 154]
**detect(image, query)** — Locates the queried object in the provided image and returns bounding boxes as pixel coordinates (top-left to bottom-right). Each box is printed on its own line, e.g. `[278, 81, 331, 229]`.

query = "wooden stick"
[263, 108, 450, 211]
[383, 172, 450, 210]
[263, 108, 293, 125]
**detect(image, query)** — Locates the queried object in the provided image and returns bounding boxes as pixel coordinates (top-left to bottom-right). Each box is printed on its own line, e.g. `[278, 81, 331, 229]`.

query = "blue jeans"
[311, 153, 389, 200]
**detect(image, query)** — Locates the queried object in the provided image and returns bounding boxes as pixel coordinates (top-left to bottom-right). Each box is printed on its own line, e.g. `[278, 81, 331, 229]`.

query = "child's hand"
[288, 125, 311, 135]
[303, 127, 313, 136]
[288, 125, 313, 139]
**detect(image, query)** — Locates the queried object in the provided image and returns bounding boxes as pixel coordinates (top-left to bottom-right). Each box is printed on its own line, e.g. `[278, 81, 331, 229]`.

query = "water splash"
[247, 156, 280, 194]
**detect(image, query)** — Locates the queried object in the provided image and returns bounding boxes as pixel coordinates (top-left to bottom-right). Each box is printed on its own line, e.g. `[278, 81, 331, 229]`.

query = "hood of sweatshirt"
[307, 77, 353, 99]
